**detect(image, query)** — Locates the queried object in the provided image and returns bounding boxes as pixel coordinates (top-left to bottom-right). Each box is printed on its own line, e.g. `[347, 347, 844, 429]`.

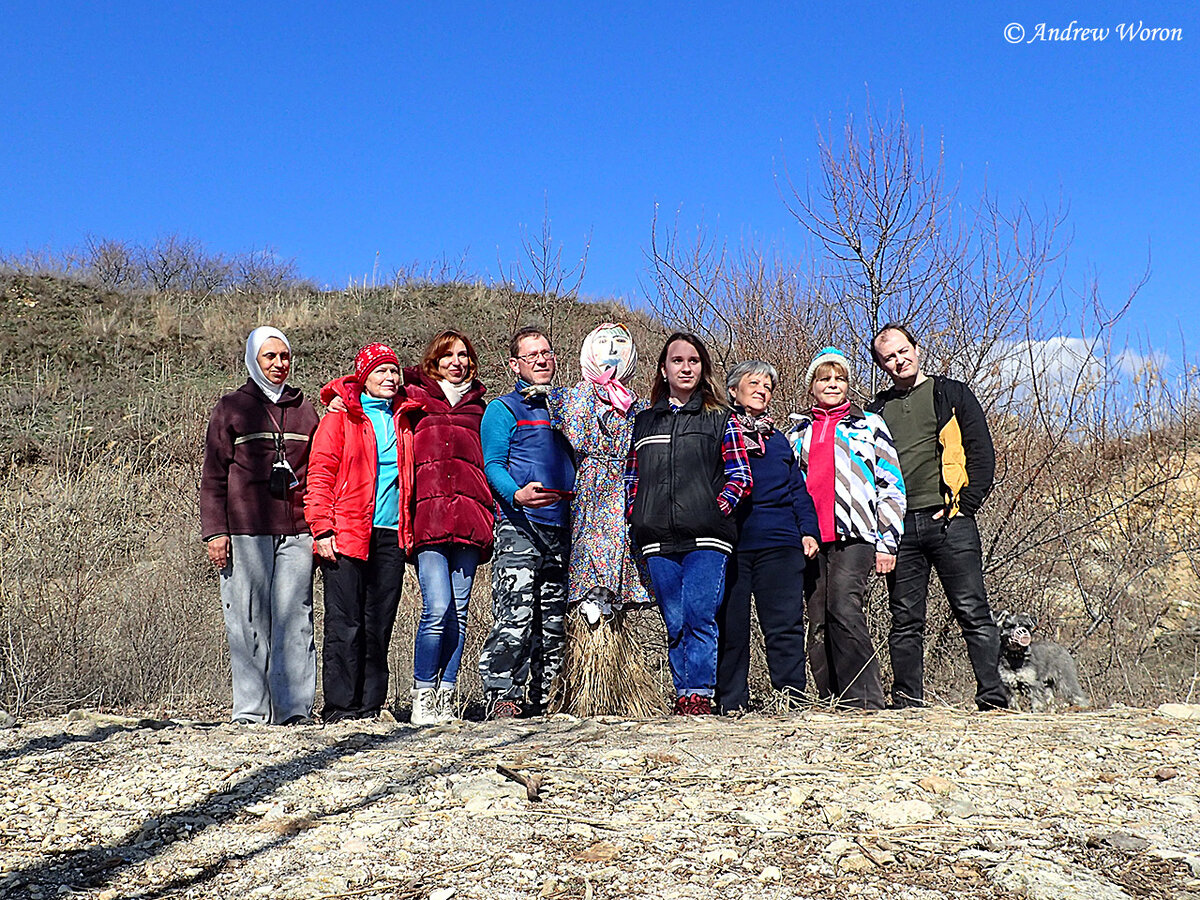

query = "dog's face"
[995, 612, 1037, 653]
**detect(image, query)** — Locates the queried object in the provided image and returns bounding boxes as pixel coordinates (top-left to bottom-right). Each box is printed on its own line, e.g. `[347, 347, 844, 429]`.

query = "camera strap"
[263, 407, 287, 465]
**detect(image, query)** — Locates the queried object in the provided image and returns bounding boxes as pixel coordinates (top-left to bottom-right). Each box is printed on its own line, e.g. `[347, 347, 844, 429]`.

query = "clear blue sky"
[2, 2, 1196, 357]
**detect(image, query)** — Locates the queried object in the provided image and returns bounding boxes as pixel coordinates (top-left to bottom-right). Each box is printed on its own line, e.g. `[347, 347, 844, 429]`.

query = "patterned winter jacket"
[787, 404, 906, 554]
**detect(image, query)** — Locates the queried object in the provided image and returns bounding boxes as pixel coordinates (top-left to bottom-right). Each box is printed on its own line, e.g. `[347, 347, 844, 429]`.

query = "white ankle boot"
[410, 687, 439, 726]
[435, 685, 457, 723]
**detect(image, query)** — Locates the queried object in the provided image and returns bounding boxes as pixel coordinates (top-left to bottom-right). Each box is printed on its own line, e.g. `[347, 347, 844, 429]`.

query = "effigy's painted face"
[593, 325, 633, 370]
[582, 323, 637, 384]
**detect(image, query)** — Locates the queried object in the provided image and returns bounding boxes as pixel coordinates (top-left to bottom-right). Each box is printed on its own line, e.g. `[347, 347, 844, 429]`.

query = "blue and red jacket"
[481, 385, 575, 529]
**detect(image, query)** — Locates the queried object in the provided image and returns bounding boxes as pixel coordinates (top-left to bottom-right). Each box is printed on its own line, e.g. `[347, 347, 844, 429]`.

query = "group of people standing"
[200, 319, 1008, 726]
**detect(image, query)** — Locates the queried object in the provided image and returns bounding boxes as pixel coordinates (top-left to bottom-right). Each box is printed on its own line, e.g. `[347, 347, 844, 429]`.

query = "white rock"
[1155, 703, 1200, 720]
[992, 853, 1134, 899]
[759, 865, 782, 882]
[823, 838, 856, 862]
[568, 823, 595, 840]
[451, 774, 524, 802]
[700, 847, 739, 865]
[865, 798, 936, 826]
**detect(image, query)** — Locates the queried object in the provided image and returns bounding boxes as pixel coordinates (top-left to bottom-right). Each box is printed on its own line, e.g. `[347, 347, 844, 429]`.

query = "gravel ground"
[1, 705, 1198, 899]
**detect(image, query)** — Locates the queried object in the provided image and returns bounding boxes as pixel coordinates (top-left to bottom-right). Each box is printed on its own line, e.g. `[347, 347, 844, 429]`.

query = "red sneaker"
[672, 695, 690, 716]
[687, 694, 713, 715]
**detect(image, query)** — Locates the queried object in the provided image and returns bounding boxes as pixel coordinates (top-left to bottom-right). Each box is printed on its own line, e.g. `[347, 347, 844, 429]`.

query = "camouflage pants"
[478, 517, 569, 709]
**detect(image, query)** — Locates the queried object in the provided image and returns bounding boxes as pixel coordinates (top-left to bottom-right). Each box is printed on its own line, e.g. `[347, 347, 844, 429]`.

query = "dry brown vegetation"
[1, 261, 1197, 721]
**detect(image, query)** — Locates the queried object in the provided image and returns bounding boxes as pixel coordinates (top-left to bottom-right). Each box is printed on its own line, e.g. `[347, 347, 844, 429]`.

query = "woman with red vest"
[305, 343, 418, 723]
[397, 331, 492, 724]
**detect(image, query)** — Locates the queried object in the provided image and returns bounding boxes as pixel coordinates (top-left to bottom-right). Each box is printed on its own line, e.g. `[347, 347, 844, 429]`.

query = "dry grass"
[0, 270, 1196, 719]
[551, 608, 666, 718]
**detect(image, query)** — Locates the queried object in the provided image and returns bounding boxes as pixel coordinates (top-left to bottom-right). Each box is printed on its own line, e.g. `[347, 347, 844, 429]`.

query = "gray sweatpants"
[220, 533, 316, 723]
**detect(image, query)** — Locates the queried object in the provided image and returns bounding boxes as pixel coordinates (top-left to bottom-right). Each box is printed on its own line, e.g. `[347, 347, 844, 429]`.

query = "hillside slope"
[1, 272, 1197, 718]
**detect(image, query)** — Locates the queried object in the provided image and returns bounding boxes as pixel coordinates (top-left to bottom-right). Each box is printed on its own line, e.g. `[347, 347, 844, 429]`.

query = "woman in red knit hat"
[323, 330, 493, 725]
[305, 343, 419, 723]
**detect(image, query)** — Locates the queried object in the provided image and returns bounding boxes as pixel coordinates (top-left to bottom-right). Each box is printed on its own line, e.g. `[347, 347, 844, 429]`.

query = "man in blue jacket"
[867, 324, 1007, 711]
[478, 326, 576, 718]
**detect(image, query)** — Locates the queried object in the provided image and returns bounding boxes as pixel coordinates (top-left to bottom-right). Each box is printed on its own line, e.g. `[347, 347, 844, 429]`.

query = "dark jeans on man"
[319, 528, 404, 721]
[805, 540, 885, 710]
[716, 546, 807, 713]
[885, 509, 1006, 710]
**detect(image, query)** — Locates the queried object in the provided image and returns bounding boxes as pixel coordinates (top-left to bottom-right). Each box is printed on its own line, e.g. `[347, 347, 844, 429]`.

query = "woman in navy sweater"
[716, 360, 821, 713]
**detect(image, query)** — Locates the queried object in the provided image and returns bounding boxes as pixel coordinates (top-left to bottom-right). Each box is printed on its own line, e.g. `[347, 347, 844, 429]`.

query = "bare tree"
[82, 236, 138, 290]
[233, 247, 299, 295]
[501, 197, 591, 340]
[140, 234, 201, 293]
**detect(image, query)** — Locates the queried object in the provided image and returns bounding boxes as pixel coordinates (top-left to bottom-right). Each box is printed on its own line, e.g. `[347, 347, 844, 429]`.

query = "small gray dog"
[994, 612, 1090, 711]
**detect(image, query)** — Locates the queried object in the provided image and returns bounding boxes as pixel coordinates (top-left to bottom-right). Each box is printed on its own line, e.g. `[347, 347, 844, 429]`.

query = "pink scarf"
[588, 366, 636, 413]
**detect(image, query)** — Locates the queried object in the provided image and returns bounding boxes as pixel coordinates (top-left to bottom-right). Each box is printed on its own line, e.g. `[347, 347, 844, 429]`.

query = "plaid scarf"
[733, 407, 774, 457]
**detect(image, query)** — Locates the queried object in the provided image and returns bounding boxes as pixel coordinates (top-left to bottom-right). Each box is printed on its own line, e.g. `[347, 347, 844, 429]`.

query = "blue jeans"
[413, 545, 480, 688]
[647, 550, 728, 697]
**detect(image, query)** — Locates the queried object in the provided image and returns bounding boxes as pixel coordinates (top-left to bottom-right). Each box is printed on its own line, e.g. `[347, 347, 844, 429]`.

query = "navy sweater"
[735, 429, 820, 551]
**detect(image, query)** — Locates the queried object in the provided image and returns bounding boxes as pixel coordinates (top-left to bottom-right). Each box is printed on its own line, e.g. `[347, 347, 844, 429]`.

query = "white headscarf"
[245, 326, 291, 403]
[579, 323, 638, 413]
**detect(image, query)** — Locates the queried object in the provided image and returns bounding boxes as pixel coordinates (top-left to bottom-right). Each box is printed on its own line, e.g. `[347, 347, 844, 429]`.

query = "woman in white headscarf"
[548, 323, 660, 716]
[200, 327, 321, 725]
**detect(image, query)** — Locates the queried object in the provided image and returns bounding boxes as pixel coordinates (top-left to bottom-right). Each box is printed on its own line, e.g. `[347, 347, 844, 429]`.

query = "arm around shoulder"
[480, 400, 521, 504]
[304, 411, 347, 538]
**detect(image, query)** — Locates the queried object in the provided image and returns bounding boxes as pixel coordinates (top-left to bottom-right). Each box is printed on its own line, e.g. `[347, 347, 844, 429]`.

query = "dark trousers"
[319, 529, 404, 720]
[886, 510, 1006, 709]
[716, 546, 807, 712]
[805, 540, 885, 709]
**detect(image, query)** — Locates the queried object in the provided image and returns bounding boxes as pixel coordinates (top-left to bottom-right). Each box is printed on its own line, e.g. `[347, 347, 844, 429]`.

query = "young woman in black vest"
[624, 333, 753, 715]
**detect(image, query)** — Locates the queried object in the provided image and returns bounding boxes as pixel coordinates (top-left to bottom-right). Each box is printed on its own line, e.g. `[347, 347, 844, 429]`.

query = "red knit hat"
[354, 343, 400, 382]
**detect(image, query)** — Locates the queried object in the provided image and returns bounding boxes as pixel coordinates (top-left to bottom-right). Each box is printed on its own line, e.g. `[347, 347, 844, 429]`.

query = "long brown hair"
[421, 329, 479, 381]
[650, 332, 725, 411]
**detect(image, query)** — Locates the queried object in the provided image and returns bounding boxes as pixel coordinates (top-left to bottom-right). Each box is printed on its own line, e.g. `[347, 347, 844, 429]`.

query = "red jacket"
[304, 387, 419, 560]
[322, 369, 495, 559]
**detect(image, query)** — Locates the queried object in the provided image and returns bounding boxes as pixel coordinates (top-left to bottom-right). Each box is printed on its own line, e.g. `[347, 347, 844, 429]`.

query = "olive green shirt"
[877, 378, 942, 510]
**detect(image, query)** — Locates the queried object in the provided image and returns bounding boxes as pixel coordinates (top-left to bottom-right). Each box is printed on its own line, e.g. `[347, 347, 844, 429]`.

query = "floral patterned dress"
[550, 383, 654, 613]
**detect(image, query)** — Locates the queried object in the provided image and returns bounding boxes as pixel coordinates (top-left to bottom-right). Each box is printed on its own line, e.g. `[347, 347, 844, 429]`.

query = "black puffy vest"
[629, 392, 736, 556]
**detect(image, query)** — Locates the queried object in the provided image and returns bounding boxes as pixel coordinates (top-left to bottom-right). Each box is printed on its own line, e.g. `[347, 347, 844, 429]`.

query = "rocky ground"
[1, 705, 1198, 900]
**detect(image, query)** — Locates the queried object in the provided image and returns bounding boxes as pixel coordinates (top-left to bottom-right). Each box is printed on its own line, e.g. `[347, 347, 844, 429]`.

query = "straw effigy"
[551, 605, 664, 717]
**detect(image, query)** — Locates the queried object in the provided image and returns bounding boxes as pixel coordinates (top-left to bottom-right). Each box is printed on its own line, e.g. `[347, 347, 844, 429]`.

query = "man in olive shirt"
[867, 324, 1006, 710]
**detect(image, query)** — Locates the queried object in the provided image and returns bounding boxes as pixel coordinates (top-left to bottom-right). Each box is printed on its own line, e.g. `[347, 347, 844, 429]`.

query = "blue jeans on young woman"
[646, 550, 729, 697]
[413, 544, 480, 689]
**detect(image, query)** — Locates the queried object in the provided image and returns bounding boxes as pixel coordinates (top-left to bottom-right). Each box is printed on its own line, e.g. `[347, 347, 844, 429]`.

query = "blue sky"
[2, 2, 1196, 359]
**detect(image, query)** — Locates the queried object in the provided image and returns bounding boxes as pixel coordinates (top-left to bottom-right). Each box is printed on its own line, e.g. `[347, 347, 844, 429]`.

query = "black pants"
[886, 510, 1006, 710]
[804, 540, 885, 709]
[716, 546, 807, 713]
[319, 529, 404, 720]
